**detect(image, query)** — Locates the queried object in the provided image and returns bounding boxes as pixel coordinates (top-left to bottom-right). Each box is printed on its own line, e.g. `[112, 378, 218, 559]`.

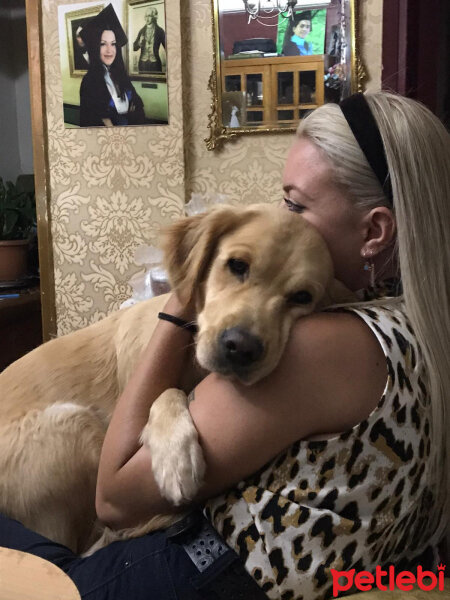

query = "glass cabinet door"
[299, 70, 317, 104]
[275, 71, 295, 123]
[272, 59, 324, 125]
[224, 74, 241, 93]
[222, 57, 324, 128]
[246, 73, 263, 106]
[245, 73, 264, 123]
[222, 63, 270, 127]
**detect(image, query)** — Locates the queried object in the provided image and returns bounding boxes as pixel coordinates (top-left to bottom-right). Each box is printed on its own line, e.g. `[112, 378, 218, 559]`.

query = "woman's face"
[100, 30, 117, 66]
[282, 137, 367, 291]
[293, 20, 311, 38]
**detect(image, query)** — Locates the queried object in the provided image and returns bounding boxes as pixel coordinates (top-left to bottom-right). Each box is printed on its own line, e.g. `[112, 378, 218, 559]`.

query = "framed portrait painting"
[65, 4, 104, 77]
[126, 0, 167, 81]
[276, 8, 327, 56]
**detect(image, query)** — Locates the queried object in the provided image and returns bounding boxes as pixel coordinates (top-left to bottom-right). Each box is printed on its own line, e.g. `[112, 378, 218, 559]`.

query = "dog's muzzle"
[218, 327, 264, 374]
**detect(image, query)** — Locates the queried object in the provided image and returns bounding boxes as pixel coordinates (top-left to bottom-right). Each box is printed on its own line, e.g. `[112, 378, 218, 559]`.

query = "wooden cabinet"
[0, 287, 42, 371]
[222, 55, 325, 128]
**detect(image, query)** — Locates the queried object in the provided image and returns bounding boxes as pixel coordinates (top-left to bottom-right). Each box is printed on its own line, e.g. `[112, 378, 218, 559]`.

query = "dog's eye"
[227, 258, 249, 278]
[288, 290, 313, 305]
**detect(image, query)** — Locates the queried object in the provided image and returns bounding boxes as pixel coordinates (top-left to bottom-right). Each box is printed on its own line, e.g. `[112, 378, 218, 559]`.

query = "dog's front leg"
[142, 389, 206, 506]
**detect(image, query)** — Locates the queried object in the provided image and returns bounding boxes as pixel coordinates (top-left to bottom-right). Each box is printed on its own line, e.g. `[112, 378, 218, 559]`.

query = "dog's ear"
[318, 278, 357, 308]
[161, 205, 241, 306]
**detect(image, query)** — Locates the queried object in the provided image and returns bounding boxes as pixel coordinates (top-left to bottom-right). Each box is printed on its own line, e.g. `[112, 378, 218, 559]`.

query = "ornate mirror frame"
[206, 0, 365, 150]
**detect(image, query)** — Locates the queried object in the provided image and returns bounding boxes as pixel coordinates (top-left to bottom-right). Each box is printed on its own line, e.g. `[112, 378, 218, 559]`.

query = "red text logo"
[330, 564, 445, 597]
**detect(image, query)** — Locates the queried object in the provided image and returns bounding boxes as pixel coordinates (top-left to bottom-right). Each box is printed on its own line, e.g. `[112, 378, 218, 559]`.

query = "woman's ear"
[160, 206, 241, 307]
[361, 206, 396, 256]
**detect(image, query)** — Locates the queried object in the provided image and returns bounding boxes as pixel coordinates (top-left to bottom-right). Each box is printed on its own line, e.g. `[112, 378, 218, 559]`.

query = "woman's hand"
[161, 292, 196, 329]
[95, 293, 197, 528]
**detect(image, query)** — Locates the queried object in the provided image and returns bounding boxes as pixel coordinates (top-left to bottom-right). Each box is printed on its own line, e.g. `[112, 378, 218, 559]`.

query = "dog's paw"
[142, 389, 206, 506]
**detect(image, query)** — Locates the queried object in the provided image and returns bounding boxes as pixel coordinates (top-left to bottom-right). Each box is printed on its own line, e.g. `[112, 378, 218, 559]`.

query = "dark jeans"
[0, 513, 243, 600]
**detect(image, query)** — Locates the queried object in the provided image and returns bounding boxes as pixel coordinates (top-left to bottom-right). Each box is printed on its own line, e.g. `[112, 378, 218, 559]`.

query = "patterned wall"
[42, 0, 185, 333]
[360, 0, 383, 93]
[41, 0, 383, 334]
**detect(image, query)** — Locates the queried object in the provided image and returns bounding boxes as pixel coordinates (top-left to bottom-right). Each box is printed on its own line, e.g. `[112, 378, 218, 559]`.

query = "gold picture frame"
[65, 4, 104, 78]
[126, 0, 167, 82]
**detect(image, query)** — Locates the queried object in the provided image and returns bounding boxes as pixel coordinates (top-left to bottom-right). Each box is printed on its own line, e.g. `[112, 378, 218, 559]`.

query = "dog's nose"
[219, 327, 264, 367]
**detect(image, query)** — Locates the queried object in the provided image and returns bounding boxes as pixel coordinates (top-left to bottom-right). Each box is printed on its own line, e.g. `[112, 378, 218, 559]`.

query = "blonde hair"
[297, 92, 450, 542]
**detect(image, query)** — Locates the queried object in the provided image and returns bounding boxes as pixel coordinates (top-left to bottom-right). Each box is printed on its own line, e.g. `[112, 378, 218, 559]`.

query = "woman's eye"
[284, 198, 305, 213]
[227, 258, 249, 279]
[288, 290, 313, 305]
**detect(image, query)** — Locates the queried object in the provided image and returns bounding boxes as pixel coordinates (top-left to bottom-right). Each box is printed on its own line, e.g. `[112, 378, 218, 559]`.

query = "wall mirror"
[206, 0, 364, 149]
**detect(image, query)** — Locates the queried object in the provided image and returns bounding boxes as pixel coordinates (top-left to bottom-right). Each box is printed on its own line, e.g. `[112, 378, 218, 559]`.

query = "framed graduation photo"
[58, 2, 169, 128]
[126, 0, 167, 81]
[276, 8, 327, 57]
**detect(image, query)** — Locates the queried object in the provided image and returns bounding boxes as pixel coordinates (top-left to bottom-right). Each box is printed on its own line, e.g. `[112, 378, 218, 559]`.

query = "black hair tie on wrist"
[158, 312, 198, 334]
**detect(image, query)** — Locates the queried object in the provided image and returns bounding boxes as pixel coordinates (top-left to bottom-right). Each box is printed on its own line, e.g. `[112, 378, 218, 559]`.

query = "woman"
[1, 92, 449, 599]
[282, 11, 314, 56]
[79, 5, 145, 127]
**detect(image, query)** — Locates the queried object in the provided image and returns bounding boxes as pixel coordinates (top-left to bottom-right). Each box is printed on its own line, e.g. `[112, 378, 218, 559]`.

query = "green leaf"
[0, 177, 36, 240]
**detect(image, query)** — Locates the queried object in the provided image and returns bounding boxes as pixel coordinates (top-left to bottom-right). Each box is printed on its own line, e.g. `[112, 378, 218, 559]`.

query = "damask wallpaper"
[42, 0, 185, 334]
[39, 0, 383, 335]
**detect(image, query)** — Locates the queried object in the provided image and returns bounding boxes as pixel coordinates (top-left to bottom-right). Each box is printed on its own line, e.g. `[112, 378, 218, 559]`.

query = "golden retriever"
[0, 203, 353, 555]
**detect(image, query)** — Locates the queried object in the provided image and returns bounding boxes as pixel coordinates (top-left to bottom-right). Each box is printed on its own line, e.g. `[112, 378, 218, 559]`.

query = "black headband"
[339, 93, 393, 205]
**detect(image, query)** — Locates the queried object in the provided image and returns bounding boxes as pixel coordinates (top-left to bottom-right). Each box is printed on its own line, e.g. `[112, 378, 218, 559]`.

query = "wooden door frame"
[382, 0, 443, 114]
[25, 0, 57, 340]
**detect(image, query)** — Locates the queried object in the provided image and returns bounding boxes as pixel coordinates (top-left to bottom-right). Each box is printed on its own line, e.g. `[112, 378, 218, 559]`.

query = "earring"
[363, 250, 376, 288]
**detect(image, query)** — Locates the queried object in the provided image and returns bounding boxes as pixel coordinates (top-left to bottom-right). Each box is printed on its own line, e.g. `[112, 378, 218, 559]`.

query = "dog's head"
[162, 204, 353, 385]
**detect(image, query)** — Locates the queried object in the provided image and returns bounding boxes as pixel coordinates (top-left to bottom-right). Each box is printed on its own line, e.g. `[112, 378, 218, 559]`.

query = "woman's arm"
[96, 294, 195, 527]
[80, 74, 112, 127]
[97, 310, 387, 530]
[190, 311, 386, 499]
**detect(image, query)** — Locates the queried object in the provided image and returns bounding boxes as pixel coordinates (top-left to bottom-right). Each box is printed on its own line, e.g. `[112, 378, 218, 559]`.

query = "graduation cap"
[293, 10, 312, 23]
[291, 9, 320, 31]
[80, 3, 128, 50]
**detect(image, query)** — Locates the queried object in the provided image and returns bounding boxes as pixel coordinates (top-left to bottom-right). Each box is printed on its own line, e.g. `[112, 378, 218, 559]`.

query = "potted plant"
[0, 177, 37, 282]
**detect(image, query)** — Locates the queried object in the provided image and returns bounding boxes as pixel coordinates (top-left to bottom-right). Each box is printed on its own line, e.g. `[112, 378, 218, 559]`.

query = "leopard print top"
[204, 302, 442, 600]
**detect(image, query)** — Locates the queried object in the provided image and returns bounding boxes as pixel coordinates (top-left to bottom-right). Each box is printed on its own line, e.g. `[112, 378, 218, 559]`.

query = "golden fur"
[0, 204, 353, 554]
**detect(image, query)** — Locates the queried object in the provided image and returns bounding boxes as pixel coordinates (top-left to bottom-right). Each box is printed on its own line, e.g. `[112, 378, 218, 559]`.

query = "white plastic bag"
[185, 192, 228, 216]
[120, 245, 170, 309]
[120, 193, 229, 309]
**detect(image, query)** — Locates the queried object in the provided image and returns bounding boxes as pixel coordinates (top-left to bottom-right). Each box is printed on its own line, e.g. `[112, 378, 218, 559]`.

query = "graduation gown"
[79, 70, 145, 127]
